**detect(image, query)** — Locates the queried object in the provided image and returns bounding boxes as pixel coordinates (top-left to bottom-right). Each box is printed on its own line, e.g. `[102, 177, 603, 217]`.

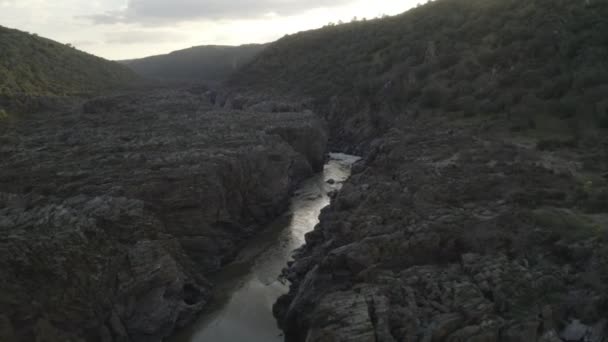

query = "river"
[169, 153, 360, 342]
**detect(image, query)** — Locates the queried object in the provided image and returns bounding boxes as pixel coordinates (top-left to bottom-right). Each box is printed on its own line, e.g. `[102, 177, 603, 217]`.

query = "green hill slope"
[232, 0, 608, 134]
[0, 25, 140, 97]
[122, 44, 267, 83]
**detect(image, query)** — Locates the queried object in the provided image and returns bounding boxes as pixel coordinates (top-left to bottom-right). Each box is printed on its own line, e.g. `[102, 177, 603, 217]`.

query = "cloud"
[84, 0, 351, 24]
[85, 12, 125, 25]
[104, 30, 186, 44]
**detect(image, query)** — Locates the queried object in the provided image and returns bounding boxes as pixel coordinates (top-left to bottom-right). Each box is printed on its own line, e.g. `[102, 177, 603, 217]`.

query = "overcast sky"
[0, 0, 419, 60]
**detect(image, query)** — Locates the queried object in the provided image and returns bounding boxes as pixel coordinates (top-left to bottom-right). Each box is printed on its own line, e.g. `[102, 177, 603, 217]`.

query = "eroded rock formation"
[276, 115, 608, 342]
[0, 87, 328, 341]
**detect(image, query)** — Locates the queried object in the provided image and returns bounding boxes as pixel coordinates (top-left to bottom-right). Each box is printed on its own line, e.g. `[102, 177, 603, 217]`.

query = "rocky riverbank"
[275, 113, 608, 342]
[0, 87, 327, 342]
[170, 153, 359, 342]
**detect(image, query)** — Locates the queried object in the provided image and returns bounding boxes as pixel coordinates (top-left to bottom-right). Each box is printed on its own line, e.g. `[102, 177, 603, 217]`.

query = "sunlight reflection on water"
[169, 153, 360, 342]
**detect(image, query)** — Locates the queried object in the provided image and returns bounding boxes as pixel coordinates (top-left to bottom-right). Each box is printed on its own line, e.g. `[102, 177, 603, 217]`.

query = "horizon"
[0, 0, 419, 61]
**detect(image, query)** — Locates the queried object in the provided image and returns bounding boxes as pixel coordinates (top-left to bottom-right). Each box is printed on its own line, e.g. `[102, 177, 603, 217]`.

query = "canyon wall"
[0, 88, 328, 342]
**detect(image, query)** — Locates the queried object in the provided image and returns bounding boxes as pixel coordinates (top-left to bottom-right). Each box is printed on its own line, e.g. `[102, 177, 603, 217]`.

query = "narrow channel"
[169, 153, 360, 342]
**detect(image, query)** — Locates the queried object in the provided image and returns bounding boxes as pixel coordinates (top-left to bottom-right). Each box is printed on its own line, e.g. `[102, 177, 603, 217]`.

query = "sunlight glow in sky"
[0, 0, 419, 60]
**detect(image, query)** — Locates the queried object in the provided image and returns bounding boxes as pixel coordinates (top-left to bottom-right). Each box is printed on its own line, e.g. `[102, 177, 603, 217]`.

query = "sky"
[0, 0, 419, 60]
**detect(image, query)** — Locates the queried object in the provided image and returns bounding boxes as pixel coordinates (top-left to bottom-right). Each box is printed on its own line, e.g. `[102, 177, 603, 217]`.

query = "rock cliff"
[0, 87, 328, 341]
[275, 114, 608, 342]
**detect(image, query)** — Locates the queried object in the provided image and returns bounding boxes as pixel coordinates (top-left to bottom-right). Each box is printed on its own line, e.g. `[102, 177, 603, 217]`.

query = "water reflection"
[169, 153, 360, 342]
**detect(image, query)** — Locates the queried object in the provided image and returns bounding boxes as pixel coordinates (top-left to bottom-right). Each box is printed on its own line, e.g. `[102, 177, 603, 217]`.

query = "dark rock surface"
[275, 115, 608, 342]
[0, 87, 328, 342]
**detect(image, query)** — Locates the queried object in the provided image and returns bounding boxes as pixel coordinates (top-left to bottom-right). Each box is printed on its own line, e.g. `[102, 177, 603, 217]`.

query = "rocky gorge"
[274, 111, 608, 342]
[2, 0, 608, 340]
[0, 87, 328, 342]
[220, 1, 608, 339]
[2, 86, 607, 342]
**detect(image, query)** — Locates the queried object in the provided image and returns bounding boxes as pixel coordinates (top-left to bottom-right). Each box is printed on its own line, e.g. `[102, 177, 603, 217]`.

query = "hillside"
[224, 1, 608, 341]
[232, 0, 608, 143]
[122, 44, 267, 83]
[0, 25, 139, 97]
[1, 0, 608, 341]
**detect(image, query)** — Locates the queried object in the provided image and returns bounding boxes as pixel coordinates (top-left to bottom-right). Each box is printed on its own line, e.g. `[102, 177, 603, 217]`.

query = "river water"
[169, 153, 360, 342]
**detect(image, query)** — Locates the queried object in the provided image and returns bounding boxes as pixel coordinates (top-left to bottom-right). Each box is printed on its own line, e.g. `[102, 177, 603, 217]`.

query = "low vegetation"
[232, 0, 608, 130]
[532, 207, 604, 241]
[0, 25, 140, 96]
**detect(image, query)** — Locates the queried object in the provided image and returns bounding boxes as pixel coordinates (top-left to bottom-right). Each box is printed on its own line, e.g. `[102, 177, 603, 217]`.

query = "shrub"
[553, 95, 578, 119]
[583, 188, 608, 213]
[495, 92, 516, 111]
[230, 0, 608, 130]
[420, 85, 445, 108]
[537, 138, 578, 151]
[455, 95, 477, 115]
[596, 101, 608, 128]
[519, 70, 543, 89]
[478, 99, 501, 114]
[537, 75, 572, 100]
[478, 48, 499, 67]
[414, 64, 433, 80]
[573, 68, 608, 90]
[439, 53, 460, 69]
[0, 26, 139, 97]
[531, 207, 601, 241]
